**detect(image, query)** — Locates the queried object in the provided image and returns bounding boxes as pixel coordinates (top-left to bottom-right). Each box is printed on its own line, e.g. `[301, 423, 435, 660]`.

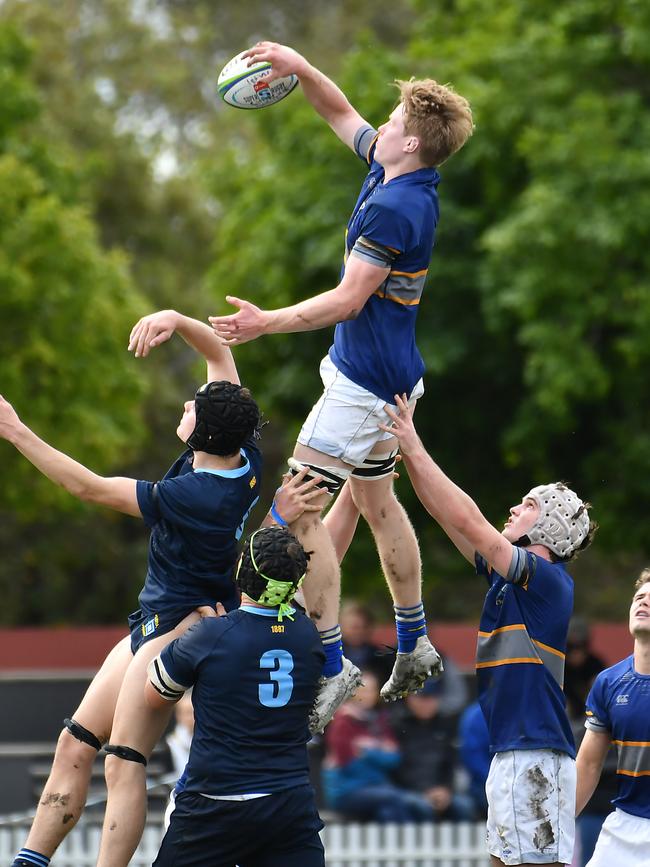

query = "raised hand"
[208, 296, 268, 346]
[272, 465, 324, 525]
[379, 393, 421, 456]
[128, 310, 179, 358]
[242, 42, 306, 84]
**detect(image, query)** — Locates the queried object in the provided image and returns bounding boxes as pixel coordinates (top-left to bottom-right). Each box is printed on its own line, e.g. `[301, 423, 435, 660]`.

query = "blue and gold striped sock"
[319, 625, 343, 677]
[394, 602, 426, 653]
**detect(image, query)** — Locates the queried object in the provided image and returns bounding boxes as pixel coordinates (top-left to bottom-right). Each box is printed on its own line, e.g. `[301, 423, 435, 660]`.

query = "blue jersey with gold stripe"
[329, 125, 440, 403]
[585, 655, 650, 819]
[475, 551, 575, 757]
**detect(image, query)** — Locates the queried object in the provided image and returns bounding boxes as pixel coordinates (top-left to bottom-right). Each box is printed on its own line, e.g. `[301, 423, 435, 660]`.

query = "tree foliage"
[1, 0, 649, 624]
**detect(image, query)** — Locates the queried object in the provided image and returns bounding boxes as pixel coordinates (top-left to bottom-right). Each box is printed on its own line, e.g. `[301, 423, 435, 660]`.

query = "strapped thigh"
[287, 458, 350, 496]
[350, 449, 398, 481]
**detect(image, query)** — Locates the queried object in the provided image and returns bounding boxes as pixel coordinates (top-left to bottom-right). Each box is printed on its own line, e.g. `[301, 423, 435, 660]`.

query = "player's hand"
[0, 394, 23, 442]
[242, 42, 307, 84]
[195, 602, 226, 619]
[128, 310, 179, 358]
[379, 394, 421, 457]
[209, 297, 268, 346]
[272, 466, 324, 525]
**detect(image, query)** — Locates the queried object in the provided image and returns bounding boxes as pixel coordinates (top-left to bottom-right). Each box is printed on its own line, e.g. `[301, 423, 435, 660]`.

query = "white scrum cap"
[524, 482, 590, 559]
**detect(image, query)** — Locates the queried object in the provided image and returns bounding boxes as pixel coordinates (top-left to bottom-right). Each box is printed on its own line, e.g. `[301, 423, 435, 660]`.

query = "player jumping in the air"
[148, 526, 326, 867]
[4, 309, 319, 867]
[210, 42, 474, 730]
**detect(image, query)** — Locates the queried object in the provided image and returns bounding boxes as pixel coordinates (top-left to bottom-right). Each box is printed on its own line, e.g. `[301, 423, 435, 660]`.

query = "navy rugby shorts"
[153, 784, 324, 867]
[128, 590, 240, 655]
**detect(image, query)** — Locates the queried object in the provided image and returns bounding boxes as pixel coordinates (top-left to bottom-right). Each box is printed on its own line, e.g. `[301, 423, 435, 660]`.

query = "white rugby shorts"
[486, 749, 576, 865]
[297, 355, 424, 468]
[586, 808, 650, 867]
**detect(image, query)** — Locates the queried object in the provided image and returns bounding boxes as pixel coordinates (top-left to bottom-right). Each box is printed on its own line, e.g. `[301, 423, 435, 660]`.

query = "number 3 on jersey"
[259, 649, 294, 708]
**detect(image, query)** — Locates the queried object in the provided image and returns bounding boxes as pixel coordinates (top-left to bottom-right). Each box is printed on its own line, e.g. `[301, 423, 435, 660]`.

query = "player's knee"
[103, 745, 147, 788]
[57, 718, 103, 769]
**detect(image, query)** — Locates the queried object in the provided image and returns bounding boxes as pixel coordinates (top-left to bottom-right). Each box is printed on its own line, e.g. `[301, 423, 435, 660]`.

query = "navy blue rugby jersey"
[135, 440, 262, 617]
[329, 124, 440, 404]
[585, 655, 650, 819]
[158, 605, 325, 795]
[475, 550, 575, 757]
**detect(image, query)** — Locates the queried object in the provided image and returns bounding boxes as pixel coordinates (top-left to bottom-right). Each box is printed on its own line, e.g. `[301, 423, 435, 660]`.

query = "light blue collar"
[240, 604, 295, 618]
[194, 449, 250, 478]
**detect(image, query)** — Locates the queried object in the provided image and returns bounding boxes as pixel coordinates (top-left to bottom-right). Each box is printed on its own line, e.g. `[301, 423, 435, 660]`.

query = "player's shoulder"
[593, 654, 635, 692]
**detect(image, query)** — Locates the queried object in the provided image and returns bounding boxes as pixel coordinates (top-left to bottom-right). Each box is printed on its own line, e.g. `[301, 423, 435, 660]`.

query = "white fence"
[0, 820, 490, 866]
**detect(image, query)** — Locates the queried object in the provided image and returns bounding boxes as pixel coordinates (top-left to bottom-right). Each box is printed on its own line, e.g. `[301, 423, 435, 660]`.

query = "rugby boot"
[308, 656, 362, 734]
[380, 634, 444, 702]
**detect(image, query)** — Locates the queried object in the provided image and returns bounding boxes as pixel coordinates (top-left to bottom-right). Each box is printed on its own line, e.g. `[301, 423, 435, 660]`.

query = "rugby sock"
[319, 625, 343, 677]
[13, 849, 50, 867]
[395, 602, 427, 653]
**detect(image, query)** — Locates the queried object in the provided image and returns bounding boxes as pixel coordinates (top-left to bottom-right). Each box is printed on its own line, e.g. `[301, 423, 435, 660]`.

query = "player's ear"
[404, 136, 420, 154]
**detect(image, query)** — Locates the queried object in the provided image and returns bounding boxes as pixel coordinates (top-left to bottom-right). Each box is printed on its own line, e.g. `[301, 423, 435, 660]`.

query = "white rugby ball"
[217, 51, 298, 110]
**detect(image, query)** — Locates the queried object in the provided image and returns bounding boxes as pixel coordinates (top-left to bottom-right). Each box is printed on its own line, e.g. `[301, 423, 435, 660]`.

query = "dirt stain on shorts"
[526, 764, 556, 851]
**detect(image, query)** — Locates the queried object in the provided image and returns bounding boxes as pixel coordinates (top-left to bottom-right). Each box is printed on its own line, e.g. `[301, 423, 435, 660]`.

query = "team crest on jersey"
[249, 475, 257, 488]
[616, 694, 629, 705]
[142, 614, 159, 638]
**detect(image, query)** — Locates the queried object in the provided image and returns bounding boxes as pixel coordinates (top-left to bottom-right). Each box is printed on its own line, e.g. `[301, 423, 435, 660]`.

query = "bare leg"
[95, 611, 201, 867]
[290, 445, 353, 631]
[323, 480, 361, 566]
[20, 636, 133, 858]
[348, 470, 422, 607]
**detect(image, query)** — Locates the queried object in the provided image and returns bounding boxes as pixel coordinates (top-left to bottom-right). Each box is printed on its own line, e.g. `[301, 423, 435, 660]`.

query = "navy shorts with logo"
[153, 784, 325, 867]
[128, 589, 240, 655]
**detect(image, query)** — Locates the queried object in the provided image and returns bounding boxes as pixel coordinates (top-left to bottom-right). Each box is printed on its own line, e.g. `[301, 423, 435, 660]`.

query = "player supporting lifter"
[381, 394, 597, 867]
[147, 527, 326, 867]
[575, 570, 650, 867]
[210, 42, 474, 729]
[4, 309, 319, 867]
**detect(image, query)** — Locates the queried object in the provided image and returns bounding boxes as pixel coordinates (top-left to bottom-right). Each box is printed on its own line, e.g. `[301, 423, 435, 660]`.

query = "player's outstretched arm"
[243, 42, 368, 152]
[575, 729, 610, 815]
[210, 255, 389, 346]
[129, 309, 239, 384]
[380, 394, 514, 574]
[0, 394, 140, 516]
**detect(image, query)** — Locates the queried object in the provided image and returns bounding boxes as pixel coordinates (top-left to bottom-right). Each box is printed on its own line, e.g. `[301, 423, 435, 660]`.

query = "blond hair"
[397, 78, 473, 167]
[634, 568, 650, 592]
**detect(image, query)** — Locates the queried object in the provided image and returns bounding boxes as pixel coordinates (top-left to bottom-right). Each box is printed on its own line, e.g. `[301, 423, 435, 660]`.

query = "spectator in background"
[564, 617, 606, 720]
[340, 597, 469, 717]
[390, 679, 474, 821]
[458, 700, 490, 818]
[340, 600, 392, 682]
[322, 670, 433, 822]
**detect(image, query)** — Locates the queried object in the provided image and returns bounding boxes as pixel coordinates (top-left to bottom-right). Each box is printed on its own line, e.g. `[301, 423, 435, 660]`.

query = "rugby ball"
[217, 51, 298, 110]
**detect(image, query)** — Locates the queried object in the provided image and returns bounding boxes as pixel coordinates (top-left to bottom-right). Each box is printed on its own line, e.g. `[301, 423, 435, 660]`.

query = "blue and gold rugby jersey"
[329, 125, 440, 404]
[157, 606, 325, 795]
[475, 550, 575, 757]
[585, 655, 650, 819]
[135, 440, 261, 619]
